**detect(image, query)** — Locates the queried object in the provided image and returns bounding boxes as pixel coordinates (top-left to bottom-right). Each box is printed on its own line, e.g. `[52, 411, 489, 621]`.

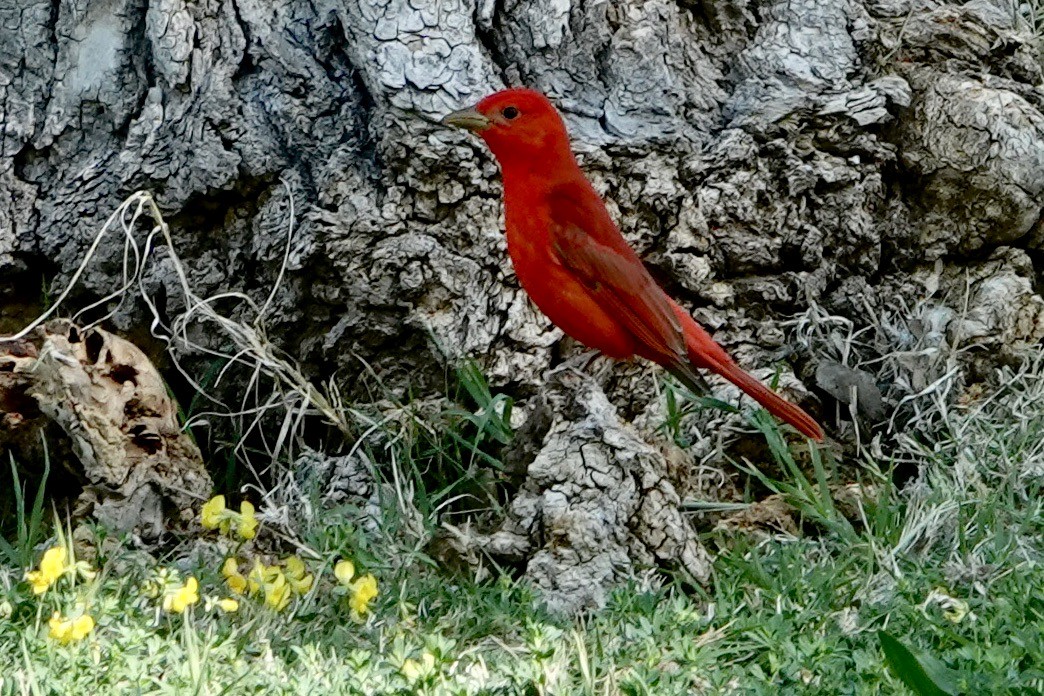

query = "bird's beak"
[442, 107, 491, 132]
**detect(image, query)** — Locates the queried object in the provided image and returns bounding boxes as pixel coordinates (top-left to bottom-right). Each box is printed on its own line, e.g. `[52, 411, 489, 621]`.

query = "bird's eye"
[502, 106, 520, 120]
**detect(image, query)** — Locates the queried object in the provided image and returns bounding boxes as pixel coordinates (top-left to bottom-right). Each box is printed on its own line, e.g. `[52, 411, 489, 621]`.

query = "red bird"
[443, 88, 824, 441]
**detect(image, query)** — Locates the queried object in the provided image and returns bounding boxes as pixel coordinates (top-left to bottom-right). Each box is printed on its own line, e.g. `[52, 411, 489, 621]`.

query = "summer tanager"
[443, 88, 824, 441]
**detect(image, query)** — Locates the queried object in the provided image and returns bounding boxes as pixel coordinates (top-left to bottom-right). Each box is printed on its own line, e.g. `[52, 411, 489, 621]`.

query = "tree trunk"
[2, 0, 1043, 611]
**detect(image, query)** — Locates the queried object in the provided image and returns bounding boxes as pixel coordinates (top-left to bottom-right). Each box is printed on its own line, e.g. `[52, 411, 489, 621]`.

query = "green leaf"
[695, 396, 740, 414]
[878, 630, 960, 696]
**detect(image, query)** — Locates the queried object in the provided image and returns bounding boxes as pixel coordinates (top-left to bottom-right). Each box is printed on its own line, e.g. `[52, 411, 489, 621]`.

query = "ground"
[2, 354, 1043, 695]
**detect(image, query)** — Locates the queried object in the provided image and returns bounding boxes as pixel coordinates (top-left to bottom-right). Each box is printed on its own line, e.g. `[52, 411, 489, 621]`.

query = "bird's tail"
[698, 354, 824, 441]
[671, 303, 825, 441]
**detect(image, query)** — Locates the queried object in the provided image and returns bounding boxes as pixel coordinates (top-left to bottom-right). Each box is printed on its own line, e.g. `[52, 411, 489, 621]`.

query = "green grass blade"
[26, 437, 51, 555]
[2, 443, 50, 568]
[878, 630, 959, 696]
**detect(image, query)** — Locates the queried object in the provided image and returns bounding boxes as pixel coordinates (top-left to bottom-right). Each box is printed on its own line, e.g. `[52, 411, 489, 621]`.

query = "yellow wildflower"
[48, 611, 94, 644]
[944, 600, 970, 624]
[39, 546, 67, 578]
[263, 572, 291, 612]
[350, 574, 378, 617]
[226, 573, 247, 595]
[334, 559, 377, 616]
[247, 560, 279, 595]
[221, 558, 248, 595]
[334, 559, 355, 586]
[226, 571, 246, 592]
[237, 501, 258, 540]
[201, 495, 228, 532]
[204, 595, 241, 613]
[244, 560, 290, 610]
[284, 555, 306, 579]
[247, 560, 263, 594]
[289, 573, 312, 594]
[284, 556, 313, 595]
[221, 557, 240, 578]
[25, 572, 52, 595]
[216, 598, 240, 613]
[25, 546, 68, 595]
[924, 587, 973, 624]
[401, 652, 436, 683]
[220, 555, 239, 576]
[163, 577, 200, 614]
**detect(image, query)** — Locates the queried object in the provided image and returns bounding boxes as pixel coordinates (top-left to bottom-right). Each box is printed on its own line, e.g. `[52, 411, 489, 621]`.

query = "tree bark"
[2, 0, 1043, 611]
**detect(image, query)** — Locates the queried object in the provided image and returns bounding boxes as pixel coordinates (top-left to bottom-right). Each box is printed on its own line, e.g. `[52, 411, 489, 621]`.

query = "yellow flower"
[334, 559, 355, 586]
[349, 574, 378, 617]
[201, 495, 227, 531]
[263, 572, 291, 612]
[284, 556, 306, 579]
[204, 595, 241, 613]
[334, 559, 377, 616]
[283, 556, 313, 595]
[247, 560, 279, 595]
[216, 598, 239, 613]
[237, 501, 258, 540]
[40, 546, 68, 579]
[221, 558, 248, 595]
[162, 577, 200, 614]
[289, 573, 313, 595]
[401, 652, 436, 683]
[226, 573, 247, 595]
[944, 600, 970, 624]
[244, 560, 291, 610]
[25, 571, 52, 595]
[227, 574, 247, 595]
[247, 561, 263, 595]
[221, 557, 240, 578]
[25, 546, 68, 594]
[48, 611, 94, 644]
[925, 587, 972, 624]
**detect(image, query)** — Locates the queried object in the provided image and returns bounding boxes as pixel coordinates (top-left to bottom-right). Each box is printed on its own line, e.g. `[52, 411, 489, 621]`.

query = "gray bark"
[3, 0, 1044, 612]
[497, 371, 713, 614]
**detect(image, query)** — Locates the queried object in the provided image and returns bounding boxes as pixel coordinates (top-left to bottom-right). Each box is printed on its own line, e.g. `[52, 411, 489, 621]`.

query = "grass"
[0, 449, 49, 571]
[3, 354, 1044, 695]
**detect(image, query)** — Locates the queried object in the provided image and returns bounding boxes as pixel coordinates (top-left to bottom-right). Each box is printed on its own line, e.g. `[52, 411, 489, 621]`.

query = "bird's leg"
[548, 347, 603, 382]
[555, 346, 605, 369]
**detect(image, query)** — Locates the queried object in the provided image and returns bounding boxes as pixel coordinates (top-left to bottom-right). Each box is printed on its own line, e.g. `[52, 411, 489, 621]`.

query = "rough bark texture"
[0, 321, 210, 539]
[3, 0, 1044, 611]
[474, 369, 713, 614]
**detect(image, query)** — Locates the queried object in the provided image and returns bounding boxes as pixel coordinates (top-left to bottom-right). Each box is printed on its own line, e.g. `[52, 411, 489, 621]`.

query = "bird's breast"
[502, 198, 636, 359]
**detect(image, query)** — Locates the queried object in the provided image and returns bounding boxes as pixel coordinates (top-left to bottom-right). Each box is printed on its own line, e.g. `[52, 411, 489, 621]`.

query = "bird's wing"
[546, 181, 689, 366]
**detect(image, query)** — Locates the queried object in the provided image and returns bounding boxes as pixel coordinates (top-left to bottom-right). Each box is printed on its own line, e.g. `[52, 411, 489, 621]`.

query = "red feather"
[452, 88, 824, 442]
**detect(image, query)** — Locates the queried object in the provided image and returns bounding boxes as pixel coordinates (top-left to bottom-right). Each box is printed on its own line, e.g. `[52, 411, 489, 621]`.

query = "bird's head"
[442, 88, 573, 172]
